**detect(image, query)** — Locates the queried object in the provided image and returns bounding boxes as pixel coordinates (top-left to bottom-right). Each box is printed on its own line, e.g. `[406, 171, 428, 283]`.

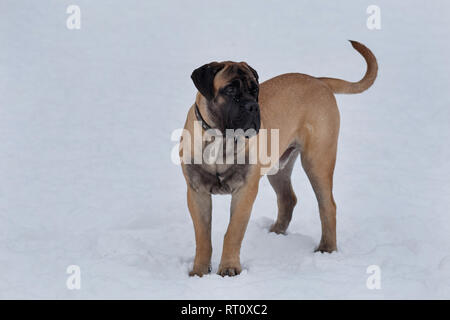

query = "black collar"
[194, 103, 213, 131]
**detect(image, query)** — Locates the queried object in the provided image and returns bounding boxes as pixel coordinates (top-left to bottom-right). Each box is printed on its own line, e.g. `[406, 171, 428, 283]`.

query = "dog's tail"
[318, 40, 378, 94]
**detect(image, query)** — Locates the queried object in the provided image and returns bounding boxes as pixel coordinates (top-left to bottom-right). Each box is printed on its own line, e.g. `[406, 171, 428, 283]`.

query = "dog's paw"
[269, 222, 288, 235]
[217, 263, 242, 277]
[189, 264, 211, 277]
[315, 241, 337, 253]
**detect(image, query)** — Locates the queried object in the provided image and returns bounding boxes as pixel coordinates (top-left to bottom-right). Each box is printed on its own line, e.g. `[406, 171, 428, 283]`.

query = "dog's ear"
[246, 64, 259, 83]
[191, 62, 225, 100]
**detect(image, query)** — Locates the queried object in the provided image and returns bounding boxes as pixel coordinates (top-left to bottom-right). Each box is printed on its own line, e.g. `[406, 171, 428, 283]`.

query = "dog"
[179, 41, 377, 277]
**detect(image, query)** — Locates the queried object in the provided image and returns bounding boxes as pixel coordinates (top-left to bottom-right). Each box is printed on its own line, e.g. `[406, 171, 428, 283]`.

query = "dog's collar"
[194, 103, 213, 131]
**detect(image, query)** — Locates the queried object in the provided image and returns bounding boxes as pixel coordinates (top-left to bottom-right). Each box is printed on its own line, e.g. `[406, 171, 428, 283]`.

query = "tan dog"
[180, 41, 377, 277]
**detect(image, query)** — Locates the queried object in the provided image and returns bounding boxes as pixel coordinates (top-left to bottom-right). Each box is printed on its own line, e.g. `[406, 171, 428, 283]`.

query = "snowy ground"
[1, 1, 450, 299]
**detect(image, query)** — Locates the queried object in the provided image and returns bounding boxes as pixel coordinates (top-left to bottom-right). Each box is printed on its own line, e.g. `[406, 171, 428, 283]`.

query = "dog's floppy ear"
[246, 64, 259, 83]
[191, 62, 225, 100]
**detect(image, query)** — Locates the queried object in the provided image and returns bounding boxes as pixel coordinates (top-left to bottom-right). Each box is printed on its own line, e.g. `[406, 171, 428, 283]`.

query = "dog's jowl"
[180, 41, 378, 277]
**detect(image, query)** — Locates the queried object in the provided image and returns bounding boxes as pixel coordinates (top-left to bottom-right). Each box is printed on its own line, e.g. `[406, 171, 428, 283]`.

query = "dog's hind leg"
[268, 147, 300, 234]
[300, 129, 338, 253]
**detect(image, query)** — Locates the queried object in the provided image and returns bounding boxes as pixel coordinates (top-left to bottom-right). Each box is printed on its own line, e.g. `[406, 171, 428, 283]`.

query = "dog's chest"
[184, 163, 250, 195]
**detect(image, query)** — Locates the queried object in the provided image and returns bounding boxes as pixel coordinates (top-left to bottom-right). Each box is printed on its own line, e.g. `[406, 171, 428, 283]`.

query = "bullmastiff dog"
[180, 41, 377, 277]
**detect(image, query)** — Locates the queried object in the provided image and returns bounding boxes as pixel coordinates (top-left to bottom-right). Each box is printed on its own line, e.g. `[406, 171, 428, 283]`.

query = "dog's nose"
[244, 102, 259, 113]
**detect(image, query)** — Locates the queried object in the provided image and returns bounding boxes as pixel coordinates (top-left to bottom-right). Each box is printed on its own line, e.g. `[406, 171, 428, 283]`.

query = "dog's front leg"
[187, 186, 212, 277]
[218, 174, 259, 277]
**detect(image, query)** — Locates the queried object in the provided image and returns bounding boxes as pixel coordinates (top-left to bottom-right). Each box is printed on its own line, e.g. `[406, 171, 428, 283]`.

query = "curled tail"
[318, 40, 378, 94]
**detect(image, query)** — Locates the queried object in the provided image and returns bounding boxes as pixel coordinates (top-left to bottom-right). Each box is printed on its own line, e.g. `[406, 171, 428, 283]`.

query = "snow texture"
[1, 0, 449, 299]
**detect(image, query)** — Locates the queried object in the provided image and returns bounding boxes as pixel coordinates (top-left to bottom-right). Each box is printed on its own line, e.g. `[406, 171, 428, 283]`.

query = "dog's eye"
[224, 85, 237, 96]
[250, 87, 259, 96]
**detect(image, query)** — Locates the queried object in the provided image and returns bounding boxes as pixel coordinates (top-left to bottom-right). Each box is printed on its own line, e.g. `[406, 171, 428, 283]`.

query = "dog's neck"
[194, 103, 213, 131]
[194, 95, 217, 127]
[192, 98, 250, 165]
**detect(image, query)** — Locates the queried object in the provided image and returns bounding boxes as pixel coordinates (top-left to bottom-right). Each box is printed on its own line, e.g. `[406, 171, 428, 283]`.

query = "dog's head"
[191, 61, 260, 135]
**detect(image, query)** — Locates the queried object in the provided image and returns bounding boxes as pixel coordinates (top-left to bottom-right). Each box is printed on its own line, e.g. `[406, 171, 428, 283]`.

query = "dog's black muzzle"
[226, 100, 261, 137]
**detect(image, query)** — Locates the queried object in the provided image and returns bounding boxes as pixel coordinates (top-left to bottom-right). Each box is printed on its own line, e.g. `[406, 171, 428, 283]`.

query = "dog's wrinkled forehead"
[214, 62, 259, 92]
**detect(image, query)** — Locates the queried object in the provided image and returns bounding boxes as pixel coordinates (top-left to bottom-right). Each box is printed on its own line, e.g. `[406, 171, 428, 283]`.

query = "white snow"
[1, 0, 449, 299]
